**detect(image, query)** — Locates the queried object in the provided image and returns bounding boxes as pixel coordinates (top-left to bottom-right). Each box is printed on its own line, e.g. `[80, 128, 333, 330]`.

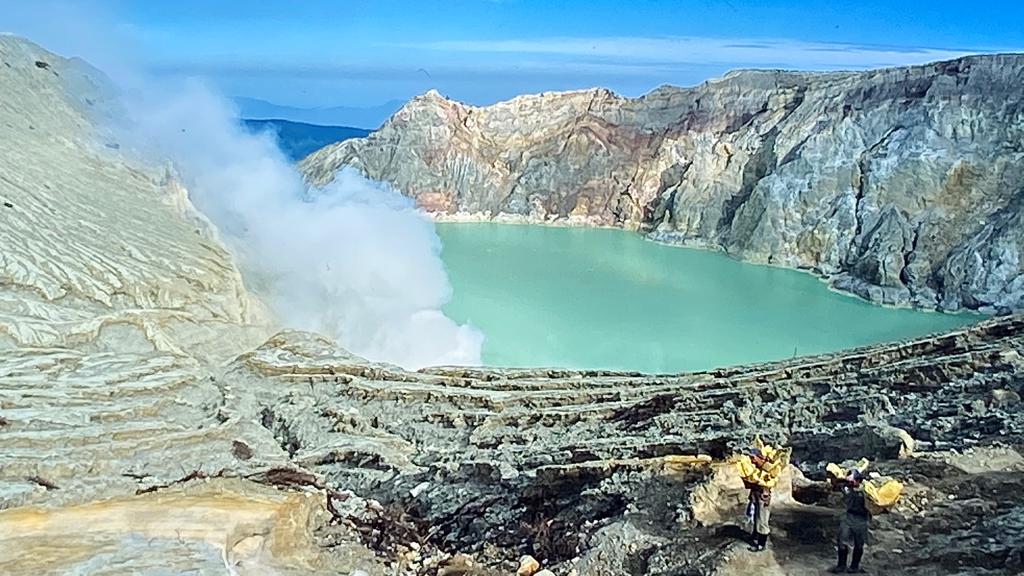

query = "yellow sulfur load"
[863, 479, 904, 514]
[826, 458, 869, 480]
[733, 437, 791, 489]
[826, 458, 903, 514]
[662, 454, 713, 473]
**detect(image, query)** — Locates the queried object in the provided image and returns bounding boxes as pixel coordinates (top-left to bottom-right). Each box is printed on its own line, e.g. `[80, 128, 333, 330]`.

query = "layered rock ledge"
[4, 316, 1023, 574]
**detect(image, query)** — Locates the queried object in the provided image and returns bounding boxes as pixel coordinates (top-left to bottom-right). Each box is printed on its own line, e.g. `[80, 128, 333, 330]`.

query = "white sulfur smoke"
[121, 80, 483, 368]
[3, 0, 482, 368]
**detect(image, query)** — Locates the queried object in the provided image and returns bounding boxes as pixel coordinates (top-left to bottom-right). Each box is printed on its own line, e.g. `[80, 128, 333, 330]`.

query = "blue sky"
[7, 0, 1024, 109]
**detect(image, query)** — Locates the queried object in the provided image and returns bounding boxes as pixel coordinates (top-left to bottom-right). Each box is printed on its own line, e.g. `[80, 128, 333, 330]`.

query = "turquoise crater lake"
[436, 223, 978, 373]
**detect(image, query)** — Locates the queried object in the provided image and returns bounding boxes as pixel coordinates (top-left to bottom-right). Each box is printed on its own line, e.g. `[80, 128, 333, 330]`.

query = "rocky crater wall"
[301, 55, 1024, 314]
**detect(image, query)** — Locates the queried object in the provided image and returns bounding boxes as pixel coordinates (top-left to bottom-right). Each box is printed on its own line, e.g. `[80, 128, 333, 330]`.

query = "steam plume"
[5, 1, 483, 368]
[121, 81, 484, 368]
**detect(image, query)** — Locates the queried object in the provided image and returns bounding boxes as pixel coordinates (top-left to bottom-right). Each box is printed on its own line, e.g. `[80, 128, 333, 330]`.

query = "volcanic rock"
[301, 56, 1024, 313]
[517, 555, 541, 576]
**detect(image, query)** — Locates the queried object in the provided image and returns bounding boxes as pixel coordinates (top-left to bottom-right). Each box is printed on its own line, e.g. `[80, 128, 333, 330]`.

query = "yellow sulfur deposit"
[733, 437, 791, 488]
[662, 454, 714, 473]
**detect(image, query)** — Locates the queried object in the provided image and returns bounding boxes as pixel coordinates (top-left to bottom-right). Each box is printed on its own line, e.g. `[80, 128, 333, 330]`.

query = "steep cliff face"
[0, 35, 271, 362]
[300, 56, 1024, 313]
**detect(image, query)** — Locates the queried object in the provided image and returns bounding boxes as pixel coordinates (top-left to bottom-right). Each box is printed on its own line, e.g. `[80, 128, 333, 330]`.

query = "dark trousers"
[837, 512, 869, 568]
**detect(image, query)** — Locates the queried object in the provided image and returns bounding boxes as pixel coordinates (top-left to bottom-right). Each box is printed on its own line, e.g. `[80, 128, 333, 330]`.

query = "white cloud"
[397, 35, 1008, 70]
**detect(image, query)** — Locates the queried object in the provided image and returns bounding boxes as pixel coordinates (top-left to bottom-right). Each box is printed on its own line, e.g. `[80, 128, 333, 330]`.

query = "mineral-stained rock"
[14, 311, 1018, 574]
[0, 478, 378, 575]
[213, 316, 1024, 574]
[300, 55, 1024, 313]
[517, 555, 541, 576]
[438, 553, 477, 576]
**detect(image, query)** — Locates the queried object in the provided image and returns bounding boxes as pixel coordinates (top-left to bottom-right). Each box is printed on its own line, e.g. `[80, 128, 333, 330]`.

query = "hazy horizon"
[4, 0, 1024, 122]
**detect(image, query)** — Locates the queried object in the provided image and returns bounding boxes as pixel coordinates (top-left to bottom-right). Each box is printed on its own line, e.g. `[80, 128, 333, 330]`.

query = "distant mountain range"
[234, 97, 403, 129]
[242, 119, 370, 162]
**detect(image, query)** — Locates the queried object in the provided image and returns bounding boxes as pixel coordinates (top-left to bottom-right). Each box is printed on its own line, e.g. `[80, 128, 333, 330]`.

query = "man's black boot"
[829, 547, 848, 573]
[848, 546, 864, 573]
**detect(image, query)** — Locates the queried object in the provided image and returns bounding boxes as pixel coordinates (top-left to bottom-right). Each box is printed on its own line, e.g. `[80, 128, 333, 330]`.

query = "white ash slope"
[0, 36, 379, 576]
[0, 35, 269, 362]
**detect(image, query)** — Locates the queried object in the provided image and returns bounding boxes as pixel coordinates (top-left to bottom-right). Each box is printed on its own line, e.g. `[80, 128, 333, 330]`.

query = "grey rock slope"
[217, 320, 1024, 576]
[301, 56, 1024, 314]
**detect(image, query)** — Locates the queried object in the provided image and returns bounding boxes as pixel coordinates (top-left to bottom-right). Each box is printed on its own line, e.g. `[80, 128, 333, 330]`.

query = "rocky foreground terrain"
[1, 36, 1023, 575]
[301, 55, 1024, 314]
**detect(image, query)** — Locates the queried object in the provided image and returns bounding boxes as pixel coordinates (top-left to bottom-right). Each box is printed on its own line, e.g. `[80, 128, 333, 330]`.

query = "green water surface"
[436, 223, 979, 373]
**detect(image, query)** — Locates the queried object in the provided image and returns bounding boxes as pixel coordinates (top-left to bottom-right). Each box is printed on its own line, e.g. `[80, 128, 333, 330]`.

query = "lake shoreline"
[426, 211, 987, 319]
[434, 220, 979, 373]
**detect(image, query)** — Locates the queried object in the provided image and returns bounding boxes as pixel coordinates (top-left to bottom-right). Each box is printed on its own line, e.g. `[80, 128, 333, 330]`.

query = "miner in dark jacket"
[744, 449, 772, 552]
[830, 470, 870, 573]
